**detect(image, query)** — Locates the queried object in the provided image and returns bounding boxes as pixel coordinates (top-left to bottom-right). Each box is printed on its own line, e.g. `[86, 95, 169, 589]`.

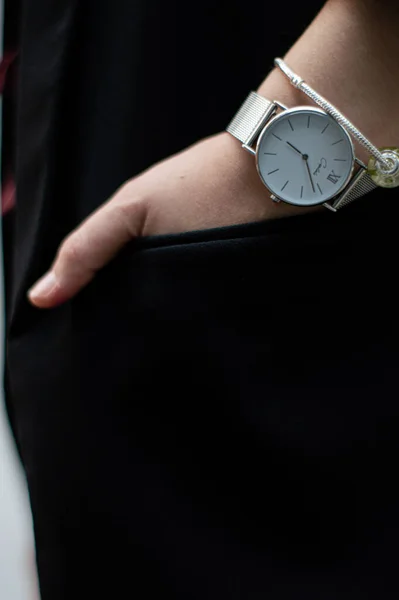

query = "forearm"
[258, 0, 399, 163]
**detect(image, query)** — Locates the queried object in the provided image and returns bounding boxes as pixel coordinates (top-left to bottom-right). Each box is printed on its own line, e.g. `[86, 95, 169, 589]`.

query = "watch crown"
[270, 194, 281, 203]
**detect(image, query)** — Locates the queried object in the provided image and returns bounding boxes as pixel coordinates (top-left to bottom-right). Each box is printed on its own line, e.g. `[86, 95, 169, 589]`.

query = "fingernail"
[28, 272, 57, 301]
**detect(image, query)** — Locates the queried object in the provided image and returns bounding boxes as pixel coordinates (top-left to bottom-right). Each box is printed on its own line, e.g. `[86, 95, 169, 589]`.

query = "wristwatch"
[226, 58, 399, 212]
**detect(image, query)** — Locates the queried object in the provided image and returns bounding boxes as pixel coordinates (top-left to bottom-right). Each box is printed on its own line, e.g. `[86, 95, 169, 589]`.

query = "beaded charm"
[368, 148, 399, 188]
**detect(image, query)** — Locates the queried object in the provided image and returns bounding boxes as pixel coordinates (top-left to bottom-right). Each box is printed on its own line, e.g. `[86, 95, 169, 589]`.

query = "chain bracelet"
[274, 58, 393, 172]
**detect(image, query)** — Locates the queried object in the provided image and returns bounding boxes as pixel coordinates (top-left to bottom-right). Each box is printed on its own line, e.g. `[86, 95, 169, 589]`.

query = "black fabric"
[2, 0, 20, 453]
[2, 0, 20, 175]
[5, 1, 399, 598]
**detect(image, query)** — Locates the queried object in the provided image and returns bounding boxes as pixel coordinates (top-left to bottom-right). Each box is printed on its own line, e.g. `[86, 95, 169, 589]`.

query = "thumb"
[28, 190, 146, 309]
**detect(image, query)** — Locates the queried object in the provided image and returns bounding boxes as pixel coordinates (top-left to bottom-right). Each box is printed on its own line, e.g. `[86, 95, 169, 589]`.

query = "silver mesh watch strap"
[227, 91, 378, 211]
[226, 92, 276, 147]
[327, 165, 377, 211]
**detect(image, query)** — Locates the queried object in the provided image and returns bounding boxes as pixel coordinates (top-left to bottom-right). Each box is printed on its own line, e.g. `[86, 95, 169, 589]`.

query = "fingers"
[28, 187, 147, 308]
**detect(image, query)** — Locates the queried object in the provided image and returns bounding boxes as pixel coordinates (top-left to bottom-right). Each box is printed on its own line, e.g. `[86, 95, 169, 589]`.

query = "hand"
[286, 140, 315, 193]
[26, 0, 399, 309]
[28, 133, 304, 309]
[304, 157, 316, 193]
[286, 141, 304, 156]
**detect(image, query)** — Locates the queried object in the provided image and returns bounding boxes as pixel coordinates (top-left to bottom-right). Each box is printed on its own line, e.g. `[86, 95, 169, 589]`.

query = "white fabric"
[0, 1, 39, 597]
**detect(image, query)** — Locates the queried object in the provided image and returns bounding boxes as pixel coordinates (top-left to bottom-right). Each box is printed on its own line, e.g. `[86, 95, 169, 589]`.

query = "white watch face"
[256, 107, 355, 206]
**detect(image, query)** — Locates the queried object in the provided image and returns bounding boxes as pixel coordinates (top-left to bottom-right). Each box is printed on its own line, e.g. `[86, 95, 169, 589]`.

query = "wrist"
[257, 0, 399, 164]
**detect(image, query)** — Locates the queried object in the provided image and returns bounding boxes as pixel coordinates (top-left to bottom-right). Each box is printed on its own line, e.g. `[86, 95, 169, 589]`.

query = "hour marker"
[321, 123, 330, 134]
[317, 183, 323, 194]
[300, 185, 303, 198]
[288, 119, 294, 131]
[334, 158, 346, 161]
[268, 168, 279, 175]
[327, 170, 341, 184]
[272, 133, 282, 141]
[281, 180, 289, 191]
[307, 115, 310, 128]
[331, 139, 344, 145]
[264, 152, 277, 155]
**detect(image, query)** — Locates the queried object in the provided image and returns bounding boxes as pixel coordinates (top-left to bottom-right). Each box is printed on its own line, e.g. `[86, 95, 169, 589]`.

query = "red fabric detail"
[0, 50, 17, 94]
[1, 50, 18, 215]
[2, 173, 16, 215]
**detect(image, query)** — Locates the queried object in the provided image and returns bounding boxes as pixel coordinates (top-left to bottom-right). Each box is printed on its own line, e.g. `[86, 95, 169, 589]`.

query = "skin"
[28, 0, 399, 308]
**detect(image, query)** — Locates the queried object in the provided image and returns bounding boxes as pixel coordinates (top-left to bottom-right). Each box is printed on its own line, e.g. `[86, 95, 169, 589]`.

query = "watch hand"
[286, 141, 304, 156]
[305, 157, 316, 193]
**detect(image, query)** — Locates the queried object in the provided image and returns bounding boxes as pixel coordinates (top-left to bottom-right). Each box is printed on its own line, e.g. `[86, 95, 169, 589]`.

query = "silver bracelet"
[274, 57, 399, 188]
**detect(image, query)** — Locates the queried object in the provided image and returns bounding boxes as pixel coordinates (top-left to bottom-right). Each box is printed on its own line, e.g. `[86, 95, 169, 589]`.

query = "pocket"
[105, 209, 354, 315]
[76, 204, 399, 567]
[129, 209, 334, 252]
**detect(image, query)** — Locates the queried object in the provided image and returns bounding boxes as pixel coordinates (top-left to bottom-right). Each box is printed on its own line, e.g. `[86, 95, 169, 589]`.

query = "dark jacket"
[5, 1, 399, 598]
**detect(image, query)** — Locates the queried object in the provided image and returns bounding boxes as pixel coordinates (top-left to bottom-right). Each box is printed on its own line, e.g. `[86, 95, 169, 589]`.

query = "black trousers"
[6, 1, 399, 597]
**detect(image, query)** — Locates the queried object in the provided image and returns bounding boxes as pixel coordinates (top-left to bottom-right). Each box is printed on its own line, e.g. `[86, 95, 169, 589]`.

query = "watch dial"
[256, 108, 354, 206]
